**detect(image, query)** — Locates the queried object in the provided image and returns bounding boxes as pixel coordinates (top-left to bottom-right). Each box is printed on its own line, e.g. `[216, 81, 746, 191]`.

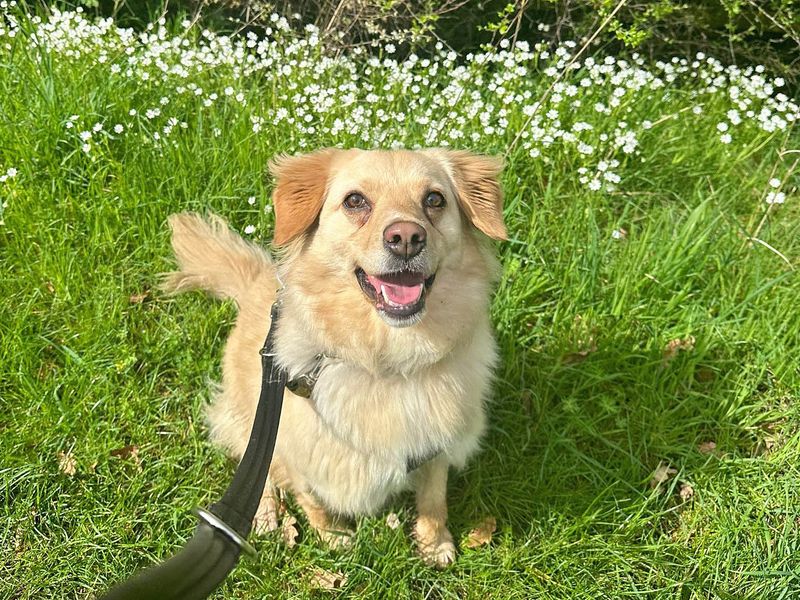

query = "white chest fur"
[272, 306, 496, 516]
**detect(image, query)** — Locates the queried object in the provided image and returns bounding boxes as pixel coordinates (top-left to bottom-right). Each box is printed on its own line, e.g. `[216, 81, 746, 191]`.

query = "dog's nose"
[383, 221, 427, 260]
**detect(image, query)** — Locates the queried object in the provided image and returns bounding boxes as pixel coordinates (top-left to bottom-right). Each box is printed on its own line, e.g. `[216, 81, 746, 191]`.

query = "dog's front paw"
[414, 523, 456, 568]
[252, 495, 280, 535]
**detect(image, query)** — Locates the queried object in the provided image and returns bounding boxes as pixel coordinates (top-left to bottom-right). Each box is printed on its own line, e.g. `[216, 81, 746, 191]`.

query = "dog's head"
[270, 148, 506, 329]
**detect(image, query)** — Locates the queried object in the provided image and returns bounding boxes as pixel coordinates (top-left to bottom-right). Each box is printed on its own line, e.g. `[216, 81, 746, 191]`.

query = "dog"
[162, 148, 506, 567]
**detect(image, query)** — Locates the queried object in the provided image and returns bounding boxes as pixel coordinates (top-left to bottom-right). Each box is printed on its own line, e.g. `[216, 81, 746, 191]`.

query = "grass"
[2, 5, 800, 599]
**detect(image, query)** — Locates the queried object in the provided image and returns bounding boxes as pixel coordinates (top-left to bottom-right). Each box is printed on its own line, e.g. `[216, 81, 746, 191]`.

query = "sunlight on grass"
[1, 2, 799, 599]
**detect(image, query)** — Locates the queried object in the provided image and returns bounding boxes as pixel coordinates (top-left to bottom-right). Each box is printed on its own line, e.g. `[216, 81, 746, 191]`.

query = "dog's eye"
[424, 191, 446, 209]
[343, 193, 368, 210]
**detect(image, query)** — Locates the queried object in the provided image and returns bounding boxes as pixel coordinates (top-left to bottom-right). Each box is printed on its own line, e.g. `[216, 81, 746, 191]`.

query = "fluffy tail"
[161, 212, 276, 306]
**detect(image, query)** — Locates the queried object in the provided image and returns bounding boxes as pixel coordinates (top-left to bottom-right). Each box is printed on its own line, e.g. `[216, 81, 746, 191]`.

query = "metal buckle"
[194, 507, 257, 558]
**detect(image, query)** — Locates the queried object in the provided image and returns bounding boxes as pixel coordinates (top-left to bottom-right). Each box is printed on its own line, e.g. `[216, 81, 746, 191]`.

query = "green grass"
[2, 5, 800, 599]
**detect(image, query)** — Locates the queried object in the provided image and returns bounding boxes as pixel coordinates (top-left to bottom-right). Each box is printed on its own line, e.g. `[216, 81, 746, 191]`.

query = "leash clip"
[194, 507, 258, 558]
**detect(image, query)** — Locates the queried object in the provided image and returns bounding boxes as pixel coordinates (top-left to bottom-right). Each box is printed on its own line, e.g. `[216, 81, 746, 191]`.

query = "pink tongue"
[367, 275, 423, 306]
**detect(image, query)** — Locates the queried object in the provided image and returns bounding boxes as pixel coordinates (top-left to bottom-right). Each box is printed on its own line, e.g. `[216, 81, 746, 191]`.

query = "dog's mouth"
[355, 267, 436, 324]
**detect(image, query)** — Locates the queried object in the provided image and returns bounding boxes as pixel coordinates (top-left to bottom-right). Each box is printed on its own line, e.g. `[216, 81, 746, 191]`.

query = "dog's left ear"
[430, 150, 507, 241]
[269, 149, 336, 246]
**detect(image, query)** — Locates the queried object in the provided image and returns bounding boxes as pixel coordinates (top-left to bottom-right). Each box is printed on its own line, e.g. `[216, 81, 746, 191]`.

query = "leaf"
[57, 450, 76, 476]
[649, 461, 677, 489]
[697, 441, 716, 454]
[308, 568, 347, 590]
[129, 290, 149, 304]
[465, 516, 496, 549]
[662, 336, 695, 366]
[281, 514, 299, 548]
[679, 482, 694, 501]
[111, 444, 142, 471]
[385, 512, 401, 530]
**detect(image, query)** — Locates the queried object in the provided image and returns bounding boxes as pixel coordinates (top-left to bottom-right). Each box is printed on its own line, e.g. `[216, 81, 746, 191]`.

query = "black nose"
[383, 221, 427, 260]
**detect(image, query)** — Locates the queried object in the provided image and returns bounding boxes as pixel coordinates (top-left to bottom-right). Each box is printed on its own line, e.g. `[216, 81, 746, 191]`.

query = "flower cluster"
[1, 4, 797, 206]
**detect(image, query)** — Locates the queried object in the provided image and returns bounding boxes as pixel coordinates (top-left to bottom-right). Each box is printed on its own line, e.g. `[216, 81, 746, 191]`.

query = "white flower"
[588, 178, 601, 191]
[716, 122, 728, 132]
[81, 143, 91, 153]
[768, 178, 781, 188]
[6, 167, 17, 178]
[114, 124, 124, 133]
[611, 229, 625, 239]
[766, 191, 785, 204]
[385, 43, 396, 54]
[247, 196, 256, 205]
[720, 133, 732, 144]
[129, 109, 137, 116]
[244, 224, 256, 234]
[79, 131, 92, 141]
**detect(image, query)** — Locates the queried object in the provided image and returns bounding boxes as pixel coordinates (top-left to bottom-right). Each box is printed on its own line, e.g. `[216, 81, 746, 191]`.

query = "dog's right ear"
[269, 149, 336, 246]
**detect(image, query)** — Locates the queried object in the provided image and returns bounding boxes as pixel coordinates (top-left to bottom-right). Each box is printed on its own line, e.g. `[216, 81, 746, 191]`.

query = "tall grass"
[1, 3, 799, 598]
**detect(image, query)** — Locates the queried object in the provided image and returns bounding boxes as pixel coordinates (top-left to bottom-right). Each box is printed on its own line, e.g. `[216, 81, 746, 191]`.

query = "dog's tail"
[161, 212, 276, 307]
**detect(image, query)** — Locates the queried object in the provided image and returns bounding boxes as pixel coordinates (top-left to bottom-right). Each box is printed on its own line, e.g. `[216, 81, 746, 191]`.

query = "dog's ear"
[432, 150, 507, 241]
[269, 149, 336, 245]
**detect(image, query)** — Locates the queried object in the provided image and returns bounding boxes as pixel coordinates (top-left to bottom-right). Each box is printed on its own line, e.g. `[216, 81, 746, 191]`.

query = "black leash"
[101, 301, 287, 600]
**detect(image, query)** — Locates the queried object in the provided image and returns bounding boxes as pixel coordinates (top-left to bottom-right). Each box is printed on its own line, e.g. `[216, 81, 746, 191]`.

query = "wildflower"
[247, 196, 256, 205]
[244, 224, 256, 234]
[768, 178, 781, 188]
[720, 133, 732, 144]
[113, 124, 124, 133]
[766, 192, 785, 204]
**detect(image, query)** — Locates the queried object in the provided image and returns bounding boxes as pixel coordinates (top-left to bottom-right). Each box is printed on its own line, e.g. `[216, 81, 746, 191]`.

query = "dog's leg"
[252, 478, 283, 535]
[294, 489, 353, 549]
[413, 456, 456, 568]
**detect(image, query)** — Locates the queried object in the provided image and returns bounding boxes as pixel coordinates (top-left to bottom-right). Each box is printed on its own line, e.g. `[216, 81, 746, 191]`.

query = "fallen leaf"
[58, 450, 76, 476]
[465, 516, 497, 549]
[129, 290, 149, 304]
[697, 441, 716, 454]
[679, 483, 694, 501]
[662, 336, 695, 366]
[649, 461, 677, 489]
[45, 281, 55, 294]
[385, 512, 401, 530]
[308, 568, 347, 590]
[282, 514, 299, 548]
[111, 444, 142, 471]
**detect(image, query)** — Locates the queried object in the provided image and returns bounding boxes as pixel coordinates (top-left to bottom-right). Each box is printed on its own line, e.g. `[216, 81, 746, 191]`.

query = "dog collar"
[286, 354, 328, 398]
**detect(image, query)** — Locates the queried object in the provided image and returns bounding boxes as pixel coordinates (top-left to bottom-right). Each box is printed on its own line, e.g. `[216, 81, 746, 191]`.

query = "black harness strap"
[101, 302, 286, 600]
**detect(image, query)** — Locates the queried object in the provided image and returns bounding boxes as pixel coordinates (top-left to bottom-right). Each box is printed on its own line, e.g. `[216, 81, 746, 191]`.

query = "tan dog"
[163, 148, 506, 567]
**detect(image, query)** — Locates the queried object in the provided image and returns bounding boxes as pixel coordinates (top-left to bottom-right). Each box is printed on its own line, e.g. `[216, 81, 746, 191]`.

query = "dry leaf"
[129, 291, 149, 304]
[308, 568, 347, 590]
[385, 512, 401, 530]
[697, 441, 716, 454]
[465, 516, 497, 549]
[281, 514, 299, 548]
[662, 336, 695, 366]
[111, 444, 142, 471]
[57, 450, 76, 476]
[45, 281, 55, 294]
[649, 462, 677, 489]
[679, 483, 694, 501]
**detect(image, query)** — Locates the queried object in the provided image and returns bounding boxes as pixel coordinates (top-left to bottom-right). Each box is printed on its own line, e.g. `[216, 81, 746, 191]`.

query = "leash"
[101, 301, 287, 600]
